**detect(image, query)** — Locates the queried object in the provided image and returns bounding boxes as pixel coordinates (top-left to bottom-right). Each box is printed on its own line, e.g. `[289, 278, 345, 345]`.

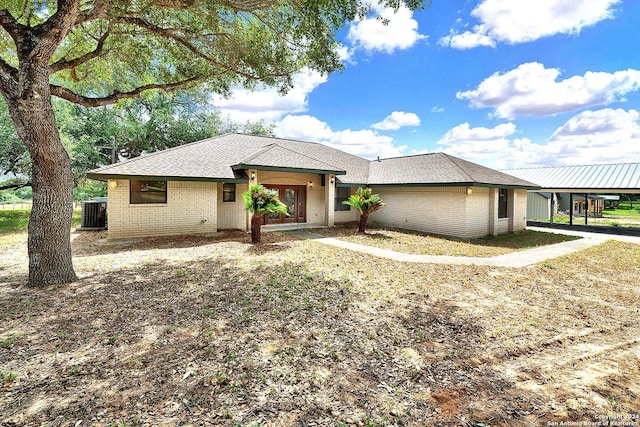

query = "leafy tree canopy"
[0, 0, 426, 107]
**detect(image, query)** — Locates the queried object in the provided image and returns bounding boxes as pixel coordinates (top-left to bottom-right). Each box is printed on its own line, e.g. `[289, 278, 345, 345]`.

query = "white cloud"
[209, 68, 328, 122]
[544, 108, 640, 164]
[347, 4, 427, 54]
[437, 109, 640, 168]
[372, 111, 421, 130]
[438, 28, 495, 49]
[275, 114, 408, 159]
[457, 62, 640, 119]
[437, 122, 529, 168]
[441, 0, 620, 49]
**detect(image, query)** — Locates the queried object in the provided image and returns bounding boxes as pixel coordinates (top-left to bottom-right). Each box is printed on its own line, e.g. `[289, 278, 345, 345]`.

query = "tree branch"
[0, 56, 18, 96]
[50, 29, 110, 73]
[0, 56, 18, 80]
[221, 1, 279, 13]
[106, 14, 262, 80]
[75, 0, 109, 26]
[0, 180, 31, 191]
[0, 9, 23, 43]
[36, 0, 81, 39]
[49, 76, 201, 107]
[25, 0, 82, 65]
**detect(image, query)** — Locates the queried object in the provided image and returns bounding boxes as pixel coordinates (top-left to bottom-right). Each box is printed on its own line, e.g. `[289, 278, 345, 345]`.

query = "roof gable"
[234, 143, 346, 174]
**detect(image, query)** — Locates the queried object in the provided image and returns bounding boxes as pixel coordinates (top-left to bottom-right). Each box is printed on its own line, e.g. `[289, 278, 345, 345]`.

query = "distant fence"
[0, 201, 33, 210]
[0, 201, 83, 210]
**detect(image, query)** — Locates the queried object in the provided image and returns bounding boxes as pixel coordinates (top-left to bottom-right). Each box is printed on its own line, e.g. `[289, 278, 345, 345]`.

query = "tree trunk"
[251, 214, 262, 244]
[4, 67, 77, 286]
[357, 213, 369, 234]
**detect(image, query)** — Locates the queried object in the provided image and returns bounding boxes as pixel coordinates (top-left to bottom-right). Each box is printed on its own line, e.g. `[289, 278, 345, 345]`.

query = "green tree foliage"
[342, 187, 386, 234]
[0, 0, 426, 285]
[0, 101, 29, 185]
[0, 92, 274, 198]
[242, 184, 288, 244]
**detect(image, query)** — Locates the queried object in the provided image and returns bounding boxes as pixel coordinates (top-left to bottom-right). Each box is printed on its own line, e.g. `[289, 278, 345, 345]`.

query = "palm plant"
[242, 184, 288, 243]
[342, 187, 386, 234]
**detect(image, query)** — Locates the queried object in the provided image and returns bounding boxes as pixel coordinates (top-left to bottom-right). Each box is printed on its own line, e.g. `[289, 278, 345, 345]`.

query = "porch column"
[507, 189, 515, 232]
[585, 193, 588, 225]
[325, 174, 336, 227]
[488, 188, 498, 236]
[569, 193, 573, 226]
[245, 169, 258, 231]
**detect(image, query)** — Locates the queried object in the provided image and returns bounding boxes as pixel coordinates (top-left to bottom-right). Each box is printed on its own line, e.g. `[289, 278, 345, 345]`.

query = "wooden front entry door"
[264, 185, 306, 224]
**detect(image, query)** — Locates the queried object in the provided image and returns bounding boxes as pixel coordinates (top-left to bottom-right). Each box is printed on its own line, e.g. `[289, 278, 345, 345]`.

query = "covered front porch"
[240, 165, 350, 232]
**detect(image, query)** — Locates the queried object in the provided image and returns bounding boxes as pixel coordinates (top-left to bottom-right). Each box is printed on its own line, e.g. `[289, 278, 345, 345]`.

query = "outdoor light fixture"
[466, 187, 473, 196]
[251, 172, 256, 181]
[309, 181, 313, 188]
[109, 180, 117, 189]
[330, 177, 335, 184]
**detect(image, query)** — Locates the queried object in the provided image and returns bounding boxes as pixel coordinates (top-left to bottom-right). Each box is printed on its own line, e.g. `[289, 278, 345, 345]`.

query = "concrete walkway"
[290, 227, 640, 268]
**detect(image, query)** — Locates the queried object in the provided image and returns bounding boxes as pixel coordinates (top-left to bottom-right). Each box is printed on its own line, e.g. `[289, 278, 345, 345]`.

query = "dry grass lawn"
[311, 226, 581, 257]
[1, 228, 639, 426]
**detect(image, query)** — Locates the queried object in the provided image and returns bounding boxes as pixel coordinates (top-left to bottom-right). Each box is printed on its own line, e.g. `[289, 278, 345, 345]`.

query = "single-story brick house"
[87, 133, 538, 239]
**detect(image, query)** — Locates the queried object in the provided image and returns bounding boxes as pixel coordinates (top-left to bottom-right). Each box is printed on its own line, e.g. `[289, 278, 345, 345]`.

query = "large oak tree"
[0, 0, 426, 286]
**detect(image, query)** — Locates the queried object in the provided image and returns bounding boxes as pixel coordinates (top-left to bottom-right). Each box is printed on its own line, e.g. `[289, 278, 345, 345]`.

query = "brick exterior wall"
[511, 189, 528, 232]
[369, 186, 528, 239]
[107, 179, 218, 239]
[371, 187, 470, 238]
[107, 179, 528, 239]
[217, 183, 248, 230]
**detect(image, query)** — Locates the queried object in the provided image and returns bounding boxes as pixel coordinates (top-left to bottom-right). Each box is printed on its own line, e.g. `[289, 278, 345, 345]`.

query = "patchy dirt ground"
[1, 229, 640, 426]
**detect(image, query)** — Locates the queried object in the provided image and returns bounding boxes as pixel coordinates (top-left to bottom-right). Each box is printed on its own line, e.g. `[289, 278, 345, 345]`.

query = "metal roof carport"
[503, 163, 640, 227]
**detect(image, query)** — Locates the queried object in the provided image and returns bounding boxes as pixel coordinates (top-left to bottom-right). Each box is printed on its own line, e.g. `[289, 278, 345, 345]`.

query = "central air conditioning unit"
[80, 200, 107, 230]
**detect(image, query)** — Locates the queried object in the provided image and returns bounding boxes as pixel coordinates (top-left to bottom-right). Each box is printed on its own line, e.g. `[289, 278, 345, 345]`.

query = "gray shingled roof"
[88, 134, 362, 181]
[88, 133, 537, 188]
[503, 163, 640, 191]
[368, 153, 539, 188]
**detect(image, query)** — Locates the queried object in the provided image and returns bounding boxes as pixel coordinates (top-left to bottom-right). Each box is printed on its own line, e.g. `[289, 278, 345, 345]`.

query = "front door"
[264, 185, 306, 224]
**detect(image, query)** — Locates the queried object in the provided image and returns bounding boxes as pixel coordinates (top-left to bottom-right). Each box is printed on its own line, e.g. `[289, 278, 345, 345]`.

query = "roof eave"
[86, 173, 244, 183]
[366, 181, 540, 190]
[232, 164, 347, 175]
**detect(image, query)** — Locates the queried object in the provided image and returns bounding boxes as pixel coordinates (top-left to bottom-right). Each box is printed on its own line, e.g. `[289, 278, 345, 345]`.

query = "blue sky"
[211, 0, 640, 169]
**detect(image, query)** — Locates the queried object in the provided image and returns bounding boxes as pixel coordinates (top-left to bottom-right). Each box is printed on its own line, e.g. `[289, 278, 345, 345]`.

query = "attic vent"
[80, 200, 107, 230]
